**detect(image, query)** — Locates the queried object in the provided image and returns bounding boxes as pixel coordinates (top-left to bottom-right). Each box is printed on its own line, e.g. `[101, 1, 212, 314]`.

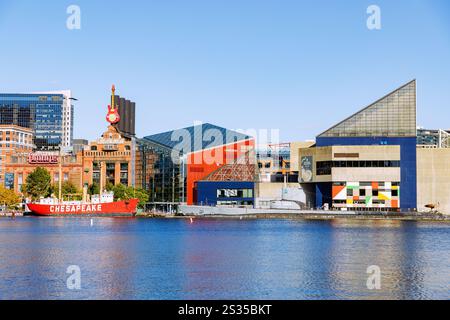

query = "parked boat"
[26, 195, 138, 217]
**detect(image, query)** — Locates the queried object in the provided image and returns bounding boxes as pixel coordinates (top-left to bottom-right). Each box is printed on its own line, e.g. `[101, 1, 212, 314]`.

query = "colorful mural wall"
[332, 181, 400, 209]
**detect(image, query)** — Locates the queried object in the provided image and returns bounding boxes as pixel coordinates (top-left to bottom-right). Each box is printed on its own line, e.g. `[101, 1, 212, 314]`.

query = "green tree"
[23, 167, 51, 200]
[0, 185, 21, 209]
[105, 182, 114, 192]
[112, 184, 127, 201]
[88, 183, 100, 196]
[111, 184, 149, 209]
[133, 188, 150, 209]
[52, 182, 80, 200]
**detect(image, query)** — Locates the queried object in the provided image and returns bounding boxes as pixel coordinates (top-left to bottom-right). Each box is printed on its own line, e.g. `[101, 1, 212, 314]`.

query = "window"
[317, 161, 332, 175]
[217, 189, 254, 199]
[317, 160, 400, 175]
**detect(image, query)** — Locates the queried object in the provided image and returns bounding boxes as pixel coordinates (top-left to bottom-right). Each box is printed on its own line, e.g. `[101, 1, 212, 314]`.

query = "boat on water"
[26, 193, 139, 217]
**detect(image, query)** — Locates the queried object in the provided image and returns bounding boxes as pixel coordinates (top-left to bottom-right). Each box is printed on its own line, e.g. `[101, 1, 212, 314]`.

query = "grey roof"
[143, 123, 252, 154]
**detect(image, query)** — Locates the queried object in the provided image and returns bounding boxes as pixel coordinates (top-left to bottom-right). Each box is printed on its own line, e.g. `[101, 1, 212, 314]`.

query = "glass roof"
[144, 123, 252, 154]
[318, 80, 417, 138]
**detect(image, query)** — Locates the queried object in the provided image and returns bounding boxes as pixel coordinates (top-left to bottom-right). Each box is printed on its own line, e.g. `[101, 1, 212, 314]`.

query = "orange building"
[4, 153, 83, 194]
[1, 125, 35, 190]
[3, 125, 149, 195]
[1, 125, 84, 194]
[81, 125, 134, 189]
[186, 139, 254, 204]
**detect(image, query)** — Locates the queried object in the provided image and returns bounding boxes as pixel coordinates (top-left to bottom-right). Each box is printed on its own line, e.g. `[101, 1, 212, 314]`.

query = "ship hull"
[26, 199, 139, 217]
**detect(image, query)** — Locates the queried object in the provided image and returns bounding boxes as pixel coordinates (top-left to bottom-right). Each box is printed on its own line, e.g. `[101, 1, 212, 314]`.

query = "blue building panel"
[0, 93, 64, 150]
[316, 137, 417, 211]
[196, 181, 255, 207]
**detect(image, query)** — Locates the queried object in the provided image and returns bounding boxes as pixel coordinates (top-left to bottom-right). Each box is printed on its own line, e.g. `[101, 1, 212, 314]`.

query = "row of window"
[317, 160, 401, 175]
[258, 161, 291, 169]
[333, 182, 400, 187]
[344, 189, 399, 197]
[217, 201, 254, 206]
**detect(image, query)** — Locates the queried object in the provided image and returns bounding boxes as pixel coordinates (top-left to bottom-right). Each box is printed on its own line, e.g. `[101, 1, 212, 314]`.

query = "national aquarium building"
[299, 80, 417, 212]
[141, 123, 255, 206]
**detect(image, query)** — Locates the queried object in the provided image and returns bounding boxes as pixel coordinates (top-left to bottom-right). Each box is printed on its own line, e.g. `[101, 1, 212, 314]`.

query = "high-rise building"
[111, 94, 136, 137]
[0, 91, 75, 151]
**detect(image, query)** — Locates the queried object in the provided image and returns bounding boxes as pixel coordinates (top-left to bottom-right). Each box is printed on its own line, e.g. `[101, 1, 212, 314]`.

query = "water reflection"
[0, 218, 449, 300]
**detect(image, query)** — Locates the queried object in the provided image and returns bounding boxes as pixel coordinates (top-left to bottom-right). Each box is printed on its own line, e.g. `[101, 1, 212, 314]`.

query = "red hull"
[27, 199, 139, 217]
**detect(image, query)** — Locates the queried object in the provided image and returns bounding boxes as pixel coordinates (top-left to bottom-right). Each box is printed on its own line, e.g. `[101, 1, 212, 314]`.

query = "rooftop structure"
[319, 80, 416, 138]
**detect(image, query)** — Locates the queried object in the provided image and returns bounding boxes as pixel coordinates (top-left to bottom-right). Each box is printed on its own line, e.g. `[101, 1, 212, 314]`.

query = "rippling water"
[0, 217, 449, 300]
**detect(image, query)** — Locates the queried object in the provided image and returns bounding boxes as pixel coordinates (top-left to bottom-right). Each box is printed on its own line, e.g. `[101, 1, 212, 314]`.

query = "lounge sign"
[28, 154, 59, 164]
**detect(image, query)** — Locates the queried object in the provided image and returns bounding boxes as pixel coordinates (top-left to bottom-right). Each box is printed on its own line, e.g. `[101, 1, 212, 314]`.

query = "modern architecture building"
[417, 128, 450, 148]
[143, 123, 255, 205]
[256, 142, 314, 209]
[299, 80, 417, 211]
[0, 91, 75, 150]
[196, 150, 256, 206]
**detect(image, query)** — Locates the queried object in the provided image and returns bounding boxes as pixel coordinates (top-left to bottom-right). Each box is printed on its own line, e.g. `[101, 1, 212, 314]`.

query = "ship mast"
[58, 148, 62, 202]
[99, 162, 104, 194]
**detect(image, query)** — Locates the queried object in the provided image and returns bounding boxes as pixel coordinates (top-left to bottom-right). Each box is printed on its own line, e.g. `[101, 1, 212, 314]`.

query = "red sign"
[28, 154, 59, 164]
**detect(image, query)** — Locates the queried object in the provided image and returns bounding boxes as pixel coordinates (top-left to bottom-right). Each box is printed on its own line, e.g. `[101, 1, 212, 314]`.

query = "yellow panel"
[379, 192, 391, 201]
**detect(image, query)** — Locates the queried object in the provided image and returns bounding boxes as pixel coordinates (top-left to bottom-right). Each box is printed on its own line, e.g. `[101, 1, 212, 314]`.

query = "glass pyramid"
[318, 80, 416, 138]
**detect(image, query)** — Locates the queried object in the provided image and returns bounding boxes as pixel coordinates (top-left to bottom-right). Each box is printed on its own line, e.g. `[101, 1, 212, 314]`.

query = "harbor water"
[0, 217, 449, 300]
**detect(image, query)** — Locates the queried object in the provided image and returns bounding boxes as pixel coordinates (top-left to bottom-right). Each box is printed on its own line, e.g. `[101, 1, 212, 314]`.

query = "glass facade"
[137, 139, 182, 203]
[0, 94, 65, 150]
[319, 80, 416, 138]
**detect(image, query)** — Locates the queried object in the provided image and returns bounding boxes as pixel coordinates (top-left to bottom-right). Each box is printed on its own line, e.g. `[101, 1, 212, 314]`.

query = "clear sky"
[1, 0, 449, 142]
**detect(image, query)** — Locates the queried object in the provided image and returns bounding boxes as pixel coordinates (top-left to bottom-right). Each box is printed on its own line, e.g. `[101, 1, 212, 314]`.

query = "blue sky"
[1, 0, 449, 141]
